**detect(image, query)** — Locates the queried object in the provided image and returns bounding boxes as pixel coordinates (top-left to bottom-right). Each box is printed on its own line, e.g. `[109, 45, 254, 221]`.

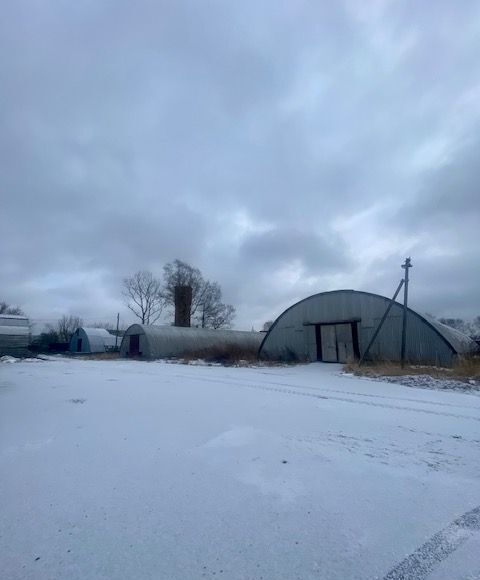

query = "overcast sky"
[1, 0, 479, 330]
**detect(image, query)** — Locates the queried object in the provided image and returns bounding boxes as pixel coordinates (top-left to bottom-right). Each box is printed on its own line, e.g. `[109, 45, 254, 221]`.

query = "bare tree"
[197, 281, 236, 329]
[439, 317, 474, 336]
[0, 301, 24, 315]
[163, 260, 236, 329]
[207, 303, 236, 329]
[473, 316, 480, 337]
[31, 329, 60, 351]
[49, 315, 83, 342]
[122, 270, 163, 324]
[262, 320, 273, 332]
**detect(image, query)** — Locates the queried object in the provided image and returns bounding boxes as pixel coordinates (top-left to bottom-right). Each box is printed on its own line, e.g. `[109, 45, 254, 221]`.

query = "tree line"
[436, 316, 480, 338]
[0, 301, 24, 315]
[1, 260, 236, 348]
[4, 270, 480, 340]
[123, 259, 236, 329]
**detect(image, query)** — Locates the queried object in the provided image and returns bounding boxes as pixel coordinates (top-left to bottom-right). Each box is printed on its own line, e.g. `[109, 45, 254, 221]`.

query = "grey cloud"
[373, 131, 480, 319]
[411, 134, 480, 221]
[1, 0, 479, 327]
[239, 228, 349, 273]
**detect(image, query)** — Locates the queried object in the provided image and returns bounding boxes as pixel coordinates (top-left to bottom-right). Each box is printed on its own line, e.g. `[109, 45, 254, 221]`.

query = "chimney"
[174, 285, 192, 327]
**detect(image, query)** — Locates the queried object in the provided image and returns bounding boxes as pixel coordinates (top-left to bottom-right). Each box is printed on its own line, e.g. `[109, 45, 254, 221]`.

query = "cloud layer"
[1, 0, 479, 328]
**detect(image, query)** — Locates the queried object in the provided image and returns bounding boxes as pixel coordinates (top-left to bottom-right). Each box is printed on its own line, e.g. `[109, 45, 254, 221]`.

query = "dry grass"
[451, 356, 480, 379]
[69, 347, 293, 367]
[177, 345, 300, 367]
[76, 352, 121, 361]
[179, 344, 305, 366]
[180, 344, 260, 365]
[345, 355, 480, 383]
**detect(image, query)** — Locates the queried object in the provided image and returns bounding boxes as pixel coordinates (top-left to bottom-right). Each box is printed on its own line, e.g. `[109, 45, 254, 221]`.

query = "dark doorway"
[315, 322, 360, 363]
[129, 334, 140, 356]
[315, 324, 322, 361]
[77, 338, 82, 352]
[351, 323, 361, 360]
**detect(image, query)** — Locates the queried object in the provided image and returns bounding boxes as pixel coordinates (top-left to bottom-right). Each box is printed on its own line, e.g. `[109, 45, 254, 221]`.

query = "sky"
[1, 0, 479, 330]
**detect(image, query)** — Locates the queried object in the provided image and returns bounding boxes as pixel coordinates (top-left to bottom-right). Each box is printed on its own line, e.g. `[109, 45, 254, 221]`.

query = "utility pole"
[400, 257, 413, 368]
[115, 312, 120, 350]
[359, 278, 405, 366]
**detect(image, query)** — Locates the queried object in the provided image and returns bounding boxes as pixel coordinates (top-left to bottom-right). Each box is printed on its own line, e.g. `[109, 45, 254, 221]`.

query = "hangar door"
[316, 322, 359, 363]
[129, 334, 140, 356]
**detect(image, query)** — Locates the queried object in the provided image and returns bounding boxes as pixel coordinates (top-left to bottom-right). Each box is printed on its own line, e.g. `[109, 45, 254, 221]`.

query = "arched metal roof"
[70, 327, 117, 353]
[259, 289, 477, 364]
[120, 324, 263, 359]
[421, 315, 476, 355]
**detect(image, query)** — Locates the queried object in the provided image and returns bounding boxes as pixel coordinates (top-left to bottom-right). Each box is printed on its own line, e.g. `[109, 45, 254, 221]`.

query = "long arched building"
[259, 290, 477, 366]
[120, 324, 263, 359]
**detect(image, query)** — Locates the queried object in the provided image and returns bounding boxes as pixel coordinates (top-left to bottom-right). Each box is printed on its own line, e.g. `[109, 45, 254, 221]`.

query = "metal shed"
[120, 324, 263, 359]
[259, 290, 477, 366]
[0, 314, 30, 357]
[69, 327, 118, 354]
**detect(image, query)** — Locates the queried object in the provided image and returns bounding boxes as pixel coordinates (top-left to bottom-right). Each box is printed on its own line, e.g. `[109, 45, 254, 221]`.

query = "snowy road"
[1, 359, 479, 579]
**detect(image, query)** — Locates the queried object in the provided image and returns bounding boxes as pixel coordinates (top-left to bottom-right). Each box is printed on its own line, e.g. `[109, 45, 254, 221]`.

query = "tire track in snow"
[218, 373, 480, 412]
[383, 506, 480, 580]
[172, 373, 480, 422]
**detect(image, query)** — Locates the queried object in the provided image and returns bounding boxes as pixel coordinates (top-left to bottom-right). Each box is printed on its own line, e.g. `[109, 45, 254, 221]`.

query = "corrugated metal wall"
[120, 324, 263, 359]
[0, 315, 30, 357]
[69, 328, 118, 353]
[260, 290, 466, 366]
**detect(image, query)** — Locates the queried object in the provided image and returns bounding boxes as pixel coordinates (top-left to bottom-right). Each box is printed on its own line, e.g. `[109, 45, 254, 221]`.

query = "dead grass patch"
[180, 344, 260, 365]
[178, 344, 304, 367]
[345, 355, 480, 383]
[77, 352, 121, 361]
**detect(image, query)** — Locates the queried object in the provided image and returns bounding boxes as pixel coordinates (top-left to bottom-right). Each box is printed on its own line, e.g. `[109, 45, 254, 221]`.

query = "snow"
[0, 314, 29, 321]
[1, 356, 42, 364]
[343, 371, 480, 396]
[1, 359, 479, 580]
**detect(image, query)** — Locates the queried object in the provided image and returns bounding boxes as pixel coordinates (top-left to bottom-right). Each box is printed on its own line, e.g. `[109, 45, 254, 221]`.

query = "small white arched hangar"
[259, 290, 477, 366]
[69, 328, 118, 354]
[120, 324, 263, 359]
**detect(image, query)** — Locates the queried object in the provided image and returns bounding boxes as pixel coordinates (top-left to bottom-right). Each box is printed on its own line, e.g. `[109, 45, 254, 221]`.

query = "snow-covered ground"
[1, 359, 479, 580]
[344, 370, 480, 396]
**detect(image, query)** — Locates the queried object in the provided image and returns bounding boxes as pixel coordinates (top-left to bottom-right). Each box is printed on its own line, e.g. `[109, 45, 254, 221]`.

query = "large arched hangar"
[259, 290, 477, 366]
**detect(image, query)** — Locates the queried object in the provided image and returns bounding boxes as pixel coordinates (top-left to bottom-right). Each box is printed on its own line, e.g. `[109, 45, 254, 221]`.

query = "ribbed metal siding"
[120, 324, 263, 359]
[259, 290, 468, 366]
[0, 316, 30, 357]
[69, 328, 118, 353]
